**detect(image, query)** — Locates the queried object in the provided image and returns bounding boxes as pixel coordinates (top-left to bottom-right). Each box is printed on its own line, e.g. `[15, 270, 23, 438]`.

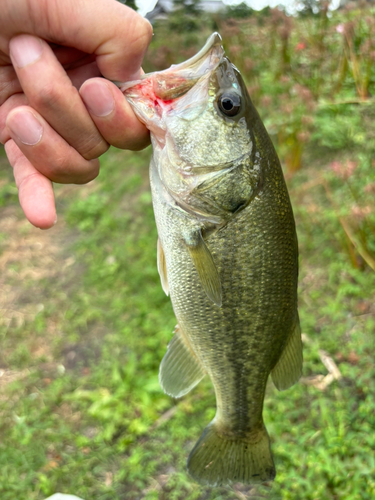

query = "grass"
[1, 5, 375, 500]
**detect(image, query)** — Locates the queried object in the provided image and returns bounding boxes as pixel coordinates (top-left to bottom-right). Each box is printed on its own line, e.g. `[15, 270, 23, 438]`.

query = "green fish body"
[123, 33, 302, 487]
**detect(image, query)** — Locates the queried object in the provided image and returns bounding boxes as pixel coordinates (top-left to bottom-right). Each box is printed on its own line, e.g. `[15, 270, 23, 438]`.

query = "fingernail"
[7, 110, 43, 146]
[80, 81, 115, 117]
[10, 35, 43, 68]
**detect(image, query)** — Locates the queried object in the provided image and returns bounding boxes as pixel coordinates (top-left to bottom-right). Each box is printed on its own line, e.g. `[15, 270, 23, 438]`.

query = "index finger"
[1, 0, 153, 81]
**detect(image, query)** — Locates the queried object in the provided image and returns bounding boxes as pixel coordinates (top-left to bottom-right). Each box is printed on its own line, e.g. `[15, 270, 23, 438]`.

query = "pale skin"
[0, 0, 153, 229]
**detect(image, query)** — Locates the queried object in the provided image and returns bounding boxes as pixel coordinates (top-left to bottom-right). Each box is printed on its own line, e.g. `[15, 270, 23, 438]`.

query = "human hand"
[0, 0, 152, 229]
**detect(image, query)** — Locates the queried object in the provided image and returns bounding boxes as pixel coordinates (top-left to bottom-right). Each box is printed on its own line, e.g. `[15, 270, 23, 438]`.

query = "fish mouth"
[120, 33, 225, 149]
[120, 32, 224, 101]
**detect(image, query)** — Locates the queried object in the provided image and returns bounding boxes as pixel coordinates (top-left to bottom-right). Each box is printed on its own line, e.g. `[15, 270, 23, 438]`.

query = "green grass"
[1, 6, 375, 499]
[0, 143, 374, 499]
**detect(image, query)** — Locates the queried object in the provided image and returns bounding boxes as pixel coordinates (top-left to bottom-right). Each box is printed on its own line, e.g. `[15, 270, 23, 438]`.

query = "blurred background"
[0, 1, 375, 499]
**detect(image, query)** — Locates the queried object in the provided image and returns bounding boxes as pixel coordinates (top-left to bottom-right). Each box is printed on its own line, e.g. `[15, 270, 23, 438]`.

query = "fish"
[121, 32, 302, 487]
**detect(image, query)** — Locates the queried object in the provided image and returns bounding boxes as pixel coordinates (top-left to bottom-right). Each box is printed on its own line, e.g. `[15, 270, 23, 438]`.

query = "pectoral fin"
[271, 315, 303, 391]
[185, 231, 222, 306]
[159, 325, 206, 398]
[157, 238, 169, 296]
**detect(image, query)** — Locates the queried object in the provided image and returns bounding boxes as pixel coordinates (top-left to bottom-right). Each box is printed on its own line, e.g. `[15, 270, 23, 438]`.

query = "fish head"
[123, 33, 253, 163]
[123, 33, 266, 219]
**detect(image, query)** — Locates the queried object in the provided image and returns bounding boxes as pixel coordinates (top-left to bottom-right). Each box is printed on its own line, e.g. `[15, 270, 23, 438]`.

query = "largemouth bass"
[122, 33, 302, 487]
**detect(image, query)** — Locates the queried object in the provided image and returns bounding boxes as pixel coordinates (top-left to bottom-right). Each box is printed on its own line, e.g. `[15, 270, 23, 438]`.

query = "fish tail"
[187, 420, 275, 487]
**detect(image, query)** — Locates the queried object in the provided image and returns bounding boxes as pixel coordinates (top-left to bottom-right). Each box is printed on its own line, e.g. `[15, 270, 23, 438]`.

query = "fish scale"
[123, 32, 302, 487]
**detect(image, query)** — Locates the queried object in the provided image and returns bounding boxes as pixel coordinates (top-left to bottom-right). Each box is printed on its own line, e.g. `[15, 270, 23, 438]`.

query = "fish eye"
[217, 93, 241, 117]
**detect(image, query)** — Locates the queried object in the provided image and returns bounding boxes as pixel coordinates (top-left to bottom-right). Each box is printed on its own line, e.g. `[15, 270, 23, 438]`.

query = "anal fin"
[185, 230, 222, 306]
[159, 325, 205, 398]
[157, 238, 169, 296]
[271, 315, 303, 391]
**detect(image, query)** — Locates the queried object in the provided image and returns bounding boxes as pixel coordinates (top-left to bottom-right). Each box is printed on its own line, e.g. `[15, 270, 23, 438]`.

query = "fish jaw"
[122, 33, 224, 147]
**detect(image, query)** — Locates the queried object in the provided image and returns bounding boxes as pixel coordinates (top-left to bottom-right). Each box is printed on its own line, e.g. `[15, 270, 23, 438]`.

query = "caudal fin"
[187, 421, 275, 487]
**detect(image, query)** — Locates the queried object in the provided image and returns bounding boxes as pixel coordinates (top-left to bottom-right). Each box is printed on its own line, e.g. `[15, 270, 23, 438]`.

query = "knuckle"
[0, 95, 28, 144]
[32, 82, 62, 110]
[17, 171, 41, 191]
[0, 66, 22, 106]
[50, 153, 68, 176]
[75, 160, 100, 185]
[78, 135, 109, 161]
[125, 134, 151, 152]
[129, 17, 153, 55]
[49, 152, 100, 185]
[138, 17, 153, 46]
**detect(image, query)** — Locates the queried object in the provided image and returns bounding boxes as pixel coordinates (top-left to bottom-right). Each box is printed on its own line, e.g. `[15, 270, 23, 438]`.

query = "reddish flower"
[364, 182, 375, 194]
[336, 23, 345, 34]
[351, 204, 372, 220]
[330, 160, 357, 180]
